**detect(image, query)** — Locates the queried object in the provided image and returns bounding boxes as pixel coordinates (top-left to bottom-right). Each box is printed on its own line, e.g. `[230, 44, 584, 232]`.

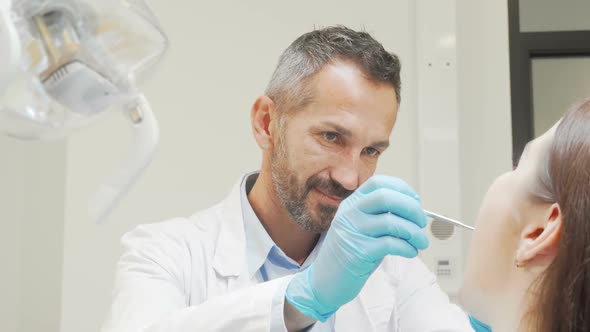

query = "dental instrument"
[424, 210, 474, 231]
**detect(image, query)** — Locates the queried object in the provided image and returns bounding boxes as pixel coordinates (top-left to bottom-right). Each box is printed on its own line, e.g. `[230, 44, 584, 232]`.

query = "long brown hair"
[531, 98, 590, 332]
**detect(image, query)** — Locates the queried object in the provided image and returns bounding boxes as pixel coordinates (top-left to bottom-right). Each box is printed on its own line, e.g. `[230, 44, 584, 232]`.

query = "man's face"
[270, 60, 398, 233]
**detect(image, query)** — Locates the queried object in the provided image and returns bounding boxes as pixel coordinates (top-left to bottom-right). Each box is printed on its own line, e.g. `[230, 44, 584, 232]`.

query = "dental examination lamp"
[0, 0, 168, 223]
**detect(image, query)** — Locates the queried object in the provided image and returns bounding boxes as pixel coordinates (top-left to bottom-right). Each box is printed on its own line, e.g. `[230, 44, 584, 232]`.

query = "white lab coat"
[101, 176, 474, 332]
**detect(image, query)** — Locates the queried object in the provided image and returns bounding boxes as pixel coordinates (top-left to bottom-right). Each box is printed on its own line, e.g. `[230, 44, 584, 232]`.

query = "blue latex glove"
[469, 314, 492, 332]
[285, 175, 430, 322]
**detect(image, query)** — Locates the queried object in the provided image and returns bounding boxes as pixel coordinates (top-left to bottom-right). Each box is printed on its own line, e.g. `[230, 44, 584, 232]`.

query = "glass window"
[531, 56, 590, 135]
[520, 0, 590, 32]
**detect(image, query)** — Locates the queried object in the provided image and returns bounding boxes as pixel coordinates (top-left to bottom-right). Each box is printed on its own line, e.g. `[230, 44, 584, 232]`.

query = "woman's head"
[461, 99, 590, 332]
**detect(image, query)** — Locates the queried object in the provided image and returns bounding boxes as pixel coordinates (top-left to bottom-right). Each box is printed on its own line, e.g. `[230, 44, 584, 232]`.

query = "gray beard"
[270, 145, 335, 233]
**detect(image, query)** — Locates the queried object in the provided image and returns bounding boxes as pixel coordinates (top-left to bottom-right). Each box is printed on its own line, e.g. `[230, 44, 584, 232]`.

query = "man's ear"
[515, 203, 562, 267]
[251, 96, 278, 151]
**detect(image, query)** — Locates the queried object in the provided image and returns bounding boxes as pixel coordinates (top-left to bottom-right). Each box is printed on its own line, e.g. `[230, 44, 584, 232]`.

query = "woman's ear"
[515, 203, 562, 267]
[251, 96, 277, 151]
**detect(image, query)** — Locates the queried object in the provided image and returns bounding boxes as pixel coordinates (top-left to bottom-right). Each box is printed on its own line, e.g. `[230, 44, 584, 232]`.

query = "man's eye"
[323, 132, 339, 143]
[364, 147, 380, 157]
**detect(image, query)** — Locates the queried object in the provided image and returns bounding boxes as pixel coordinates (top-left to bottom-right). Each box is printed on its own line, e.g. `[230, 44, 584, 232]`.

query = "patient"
[460, 98, 590, 332]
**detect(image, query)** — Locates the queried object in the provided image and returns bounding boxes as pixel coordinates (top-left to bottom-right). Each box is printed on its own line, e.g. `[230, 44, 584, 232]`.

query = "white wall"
[415, 0, 465, 295]
[413, 0, 512, 298]
[59, 1, 419, 331]
[0, 136, 23, 332]
[0, 137, 66, 332]
[456, 0, 513, 254]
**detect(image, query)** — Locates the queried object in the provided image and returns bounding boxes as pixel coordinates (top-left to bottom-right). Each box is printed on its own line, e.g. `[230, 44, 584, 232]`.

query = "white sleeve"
[100, 221, 291, 332]
[392, 257, 474, 332]
[270, 279, 291, 332]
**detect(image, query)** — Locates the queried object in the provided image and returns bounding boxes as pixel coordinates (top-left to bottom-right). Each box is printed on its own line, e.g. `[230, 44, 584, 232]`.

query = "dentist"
[102, 26, 474, 332]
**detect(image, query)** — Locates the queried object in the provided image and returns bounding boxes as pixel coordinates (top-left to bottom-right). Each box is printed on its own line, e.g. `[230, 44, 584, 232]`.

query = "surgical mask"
[0, 0, 168, 223]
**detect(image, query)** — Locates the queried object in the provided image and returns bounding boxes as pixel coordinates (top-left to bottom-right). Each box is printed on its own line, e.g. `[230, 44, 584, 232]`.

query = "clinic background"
[2, 0, 588, 331]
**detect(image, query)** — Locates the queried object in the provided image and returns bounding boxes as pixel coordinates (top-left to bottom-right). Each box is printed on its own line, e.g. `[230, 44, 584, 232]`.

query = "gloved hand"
[285, 175, 429, 322]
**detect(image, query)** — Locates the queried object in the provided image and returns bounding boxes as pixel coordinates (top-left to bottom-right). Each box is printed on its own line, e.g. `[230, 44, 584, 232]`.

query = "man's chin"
[307, 221, 331, 234]
[310, 205, 336, 232]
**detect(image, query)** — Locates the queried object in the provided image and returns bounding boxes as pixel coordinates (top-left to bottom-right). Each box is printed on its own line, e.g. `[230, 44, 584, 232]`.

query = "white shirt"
[101, 172, 475, 332]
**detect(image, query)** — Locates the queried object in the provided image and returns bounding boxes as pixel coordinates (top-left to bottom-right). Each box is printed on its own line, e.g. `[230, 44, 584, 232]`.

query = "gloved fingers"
[354, 188, 428, 228]
[357, 175, 420, 201]
[367, 236, 421, 259]
[354, 213, 429, 250]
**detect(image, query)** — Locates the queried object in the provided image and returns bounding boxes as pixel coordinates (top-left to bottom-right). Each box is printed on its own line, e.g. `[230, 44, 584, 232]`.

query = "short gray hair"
[265, 25, 402, 114]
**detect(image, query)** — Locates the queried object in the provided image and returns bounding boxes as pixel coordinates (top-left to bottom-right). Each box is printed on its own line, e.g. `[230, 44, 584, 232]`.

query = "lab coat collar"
[212, 171, 322, 279]
[212, 174, 251, 277]
[240, 173, 275, 279]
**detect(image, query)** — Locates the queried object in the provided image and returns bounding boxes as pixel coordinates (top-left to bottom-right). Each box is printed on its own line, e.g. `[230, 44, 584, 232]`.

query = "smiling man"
[102, 26, 474, 332]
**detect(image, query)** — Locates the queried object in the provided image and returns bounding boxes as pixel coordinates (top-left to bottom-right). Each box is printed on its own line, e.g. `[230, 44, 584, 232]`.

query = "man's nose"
[330, 153, 361, 191]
